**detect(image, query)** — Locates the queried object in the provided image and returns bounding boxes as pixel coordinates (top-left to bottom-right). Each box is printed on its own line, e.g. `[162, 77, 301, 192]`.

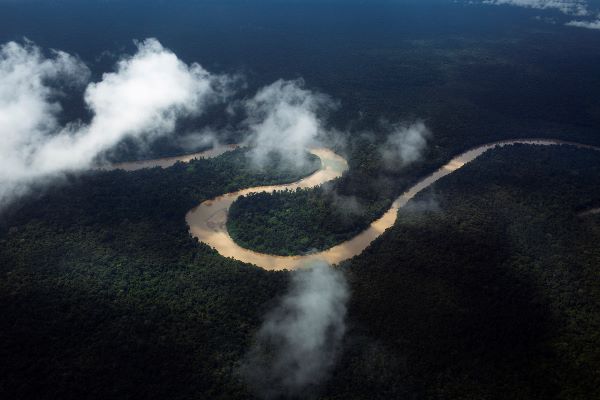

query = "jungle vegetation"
[2, 2, 600, 398]
[1, 145, 600, 399]
[228, 185, 390, 255]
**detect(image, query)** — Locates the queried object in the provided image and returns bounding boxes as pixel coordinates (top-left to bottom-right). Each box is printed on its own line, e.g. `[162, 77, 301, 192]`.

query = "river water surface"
[101, 144, 239, 171]
[110, 139, 599, 270]
[186, 139, 600, 270]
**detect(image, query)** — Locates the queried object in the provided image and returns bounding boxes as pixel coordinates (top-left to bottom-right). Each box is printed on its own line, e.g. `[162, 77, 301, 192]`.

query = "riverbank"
[186, 139, 600, 270]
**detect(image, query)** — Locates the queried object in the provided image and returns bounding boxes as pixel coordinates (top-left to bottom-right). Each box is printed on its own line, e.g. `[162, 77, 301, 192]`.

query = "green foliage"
[0, 149, 317, 400]
[225, 136, 441, 256]
[228, 186, 390, 255]
[1, 145, 600, 399]
[328, 145, 600, 399]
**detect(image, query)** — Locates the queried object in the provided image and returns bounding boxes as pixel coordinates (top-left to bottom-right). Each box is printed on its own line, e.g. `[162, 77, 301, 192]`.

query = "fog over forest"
[1, 1, 600, 399]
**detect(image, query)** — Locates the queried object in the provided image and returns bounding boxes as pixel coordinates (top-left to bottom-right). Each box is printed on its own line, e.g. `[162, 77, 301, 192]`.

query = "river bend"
[109, 139, 599, 270]
[186, 139, 599, 270]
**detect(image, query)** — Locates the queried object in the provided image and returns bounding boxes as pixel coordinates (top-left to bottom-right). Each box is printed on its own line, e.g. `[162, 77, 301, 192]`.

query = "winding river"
[110, 139, 600, 271]
[100, 144, 240, 171]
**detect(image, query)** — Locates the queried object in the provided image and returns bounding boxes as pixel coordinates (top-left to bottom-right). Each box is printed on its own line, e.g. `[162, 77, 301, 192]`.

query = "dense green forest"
[0, 149, 317, 400]
[228, 186, 390, 255]
[2, 143, 600, 399]
[326, 144, 600, 399]
[3, 2, 600, 399]
[226, 136, 448, 255]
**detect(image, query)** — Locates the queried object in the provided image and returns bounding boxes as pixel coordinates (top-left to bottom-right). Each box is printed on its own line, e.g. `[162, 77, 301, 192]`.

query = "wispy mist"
[380, 120, 431, 170]
[474, 0, 600, 28]
[566, 16, 600, 29]
[480, 0, 590, 16]
[241, 262, 349, 399]
[0, 38, 232, 210]
[403, 190, 441, 214]
[243, 79, 336, 169]
[174, 129, 222, 152]
[0, 41, 344, 211]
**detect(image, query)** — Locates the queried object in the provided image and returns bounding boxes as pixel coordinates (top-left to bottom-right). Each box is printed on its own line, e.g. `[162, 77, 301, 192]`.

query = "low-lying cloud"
[475, 0, 600, 29]
[241, 262, 349, 399]
[174, 129, 223, 152]
[243, 79, 336, 169]
[481, 0, 590, 16]
[403, 190, 441, 214]
[0, 40, 341, 211]
[1, 38, 433, 214]
[0, 40, 89, 196]
[380, 121, 431, 170]
[566, 15, 600, 29]
[474, 0, 600, 31]
[0, 38, 232, 209]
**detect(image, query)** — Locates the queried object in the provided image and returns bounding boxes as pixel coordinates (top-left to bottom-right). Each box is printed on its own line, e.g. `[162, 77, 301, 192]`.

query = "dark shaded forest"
[0, 149, 317, 400]
[228, 186, 390, 255]
[226, 135, 446, 255]
[326, 145, 600, 399]
[2, 1, 600, 398]
[1, 144, 600, 399]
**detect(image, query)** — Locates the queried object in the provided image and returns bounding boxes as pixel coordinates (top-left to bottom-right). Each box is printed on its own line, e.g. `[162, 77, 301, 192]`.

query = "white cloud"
[481, 0, 590, 16]
[174, 129, 222, 152]
[474, 0, 600, 31]
[0, 38, 232, 209]
[0, 40, 89, 180]
[380, 121, 431, 169]
[566, 16, 600, 28]
[241, 262, 349, 398]
[243, 79, 336, 169]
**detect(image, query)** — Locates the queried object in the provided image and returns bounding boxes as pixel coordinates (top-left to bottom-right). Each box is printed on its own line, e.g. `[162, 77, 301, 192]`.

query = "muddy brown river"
[100, 144, 240, 171]
[110, 139, 600, 271]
